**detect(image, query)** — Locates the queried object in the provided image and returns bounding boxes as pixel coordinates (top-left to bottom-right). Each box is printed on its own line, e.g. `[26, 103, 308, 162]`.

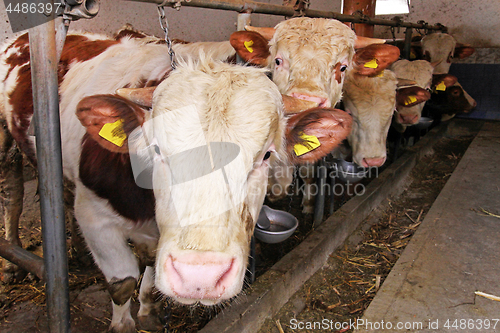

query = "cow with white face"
[421, 32, 476, 120]
[230, 17, 399, 211]
[1, 31, 352, 332]
[390, 59, 433, 129]
[342, 68, 398, 168]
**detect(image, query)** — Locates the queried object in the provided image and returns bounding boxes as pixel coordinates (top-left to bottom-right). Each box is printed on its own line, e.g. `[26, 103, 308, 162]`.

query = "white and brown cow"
[342, 68, 398, 168]
[1, 31, 352, 332]
[390, 59, 434, 129]
[230, 17, 399, 212]
[421, 32, 476, 120]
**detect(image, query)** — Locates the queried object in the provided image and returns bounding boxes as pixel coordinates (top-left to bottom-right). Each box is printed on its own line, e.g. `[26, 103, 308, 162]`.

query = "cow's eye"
[275, 57, 283, 66]
[340, 65, 348, 72]
[153, 144, 161, 155]
[263, 151, 272, 161]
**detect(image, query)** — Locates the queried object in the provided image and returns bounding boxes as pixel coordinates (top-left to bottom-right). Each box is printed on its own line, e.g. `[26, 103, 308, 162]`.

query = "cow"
[230, 17, 399, 213]
[1, 30, 353, 332]
[341, 68, 398, 168]
[421, 32, 476, 119]
[390, 59, 434, 130]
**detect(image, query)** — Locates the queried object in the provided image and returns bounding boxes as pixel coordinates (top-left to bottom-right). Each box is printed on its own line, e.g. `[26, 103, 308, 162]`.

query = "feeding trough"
[331, 158, 368, 183]
[414, 116, 434, 130]
[254, 205, 298, 244]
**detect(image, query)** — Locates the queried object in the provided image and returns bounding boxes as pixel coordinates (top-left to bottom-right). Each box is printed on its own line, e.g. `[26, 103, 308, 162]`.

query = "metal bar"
[328, 175, 336, 215]
[0, 238, 45, 280]
[313, 159, 327, 227]
[128, 0, 446, 31]
[403, 27, 413, 60]
[29, 19, 70, 333]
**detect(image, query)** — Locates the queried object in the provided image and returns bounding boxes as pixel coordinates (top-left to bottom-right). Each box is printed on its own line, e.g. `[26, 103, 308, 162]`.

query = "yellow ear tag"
[244, 40, 254, 53]
[376, 70, 384, 77]
[294, 133, 321, 156]
[99, 119, 127, 147]
[364, 59, 378, 69]
[404, 95, 418, 106]
[436, 81, 447, 91]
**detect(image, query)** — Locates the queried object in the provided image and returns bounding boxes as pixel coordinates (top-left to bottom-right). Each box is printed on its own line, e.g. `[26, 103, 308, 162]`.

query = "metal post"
[129, 0, 447, 32]
[313, 159, 327, 227]
[0, 238, 44, 280]
[403, 27, 413, 60]
[328, 174, 336, 215]
[29, 19, 70, 333]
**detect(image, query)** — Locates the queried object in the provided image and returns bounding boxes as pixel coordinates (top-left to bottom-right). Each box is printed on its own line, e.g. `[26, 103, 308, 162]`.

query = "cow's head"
[421, 32, 475, 75]
[230, 17, 398, 109]
[342, 69, 398, 168]
[76, 59, 352, 305]
[391, 60, 434, 126]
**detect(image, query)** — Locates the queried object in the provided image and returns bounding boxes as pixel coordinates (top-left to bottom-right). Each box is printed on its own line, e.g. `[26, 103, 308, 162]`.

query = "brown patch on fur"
[5, 34, 119, 165]
[79, 133, 155, 223]
[396, 86, 431, 109]
[230, 31, 270, 66]
[333, 62, 343, 84]
[76, 94, 146, 153]
[432, 74, 457, 88]
[353, 44, 400, 76]
[286, 108, 352, 164]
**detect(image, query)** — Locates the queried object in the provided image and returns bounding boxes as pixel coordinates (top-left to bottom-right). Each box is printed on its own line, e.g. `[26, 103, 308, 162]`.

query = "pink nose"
[398, 113, 419, 124]
[362, 157, 386, 168]
[165, 253, 237, 301]
[290, 93, 330, 108]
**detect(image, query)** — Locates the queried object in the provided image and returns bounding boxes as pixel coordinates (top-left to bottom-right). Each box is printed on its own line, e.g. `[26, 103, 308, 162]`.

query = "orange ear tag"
[364, 59, 378, 69]
[404, 96, 418, 106]
[436, 81, 447, 91]
[99, 119, 127, 147]
[294, 133, 321, 156]
[244, 40, 254, 53]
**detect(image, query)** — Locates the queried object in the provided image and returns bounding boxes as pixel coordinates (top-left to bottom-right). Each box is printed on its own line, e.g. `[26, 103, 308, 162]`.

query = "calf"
[231, 17, 399, 212]
[342, 68, 398, 168]
[1, 31, 351, 332]
[390, 59, 433, 129]
[421, 32, 476, 118]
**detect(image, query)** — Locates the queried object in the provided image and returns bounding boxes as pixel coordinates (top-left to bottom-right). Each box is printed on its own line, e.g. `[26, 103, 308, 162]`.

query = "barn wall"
[0, 0, 340, 42]
[1, 1, 498, 48]
[374, 0, 500, 48]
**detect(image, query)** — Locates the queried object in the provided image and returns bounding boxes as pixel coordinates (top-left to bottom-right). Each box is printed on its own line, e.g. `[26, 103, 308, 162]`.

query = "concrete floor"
[355, 121, 500, 332]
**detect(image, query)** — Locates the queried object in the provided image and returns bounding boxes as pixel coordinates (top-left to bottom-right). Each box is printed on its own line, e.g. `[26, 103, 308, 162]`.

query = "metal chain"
[157, 6, 177, 70]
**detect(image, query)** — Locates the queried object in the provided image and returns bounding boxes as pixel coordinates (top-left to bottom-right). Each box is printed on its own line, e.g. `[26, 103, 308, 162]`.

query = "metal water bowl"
[332, 159, 368, 183]
[414, 116, 434, 130]
[254, 205, 298, 244]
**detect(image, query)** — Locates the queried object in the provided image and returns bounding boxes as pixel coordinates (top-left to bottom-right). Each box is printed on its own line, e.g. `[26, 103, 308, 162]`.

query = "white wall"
[1, 0, 499, 47]
[374, 0, 500, 47]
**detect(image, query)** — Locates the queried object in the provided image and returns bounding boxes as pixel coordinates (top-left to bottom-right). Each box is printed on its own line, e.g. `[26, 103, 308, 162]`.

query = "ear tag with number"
[364, 59, 378, 69]
[404, 95, 418, 106]
[294, 133, 321, 156]
[99, 119, 127, 147]
[244, 40, 254, 53]
[436, 81, 447, 91]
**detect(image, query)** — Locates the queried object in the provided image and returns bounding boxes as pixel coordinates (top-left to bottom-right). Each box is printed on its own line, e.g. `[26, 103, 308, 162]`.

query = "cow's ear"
[229, 31, 270, 66]
[286, 108, 352, 164]
[396, 86, 431, 108]
[76, 94, 147, 153]
[353, 44, 400, 76]
[454, 44, 475, 59]
[432, 74, 457, 90]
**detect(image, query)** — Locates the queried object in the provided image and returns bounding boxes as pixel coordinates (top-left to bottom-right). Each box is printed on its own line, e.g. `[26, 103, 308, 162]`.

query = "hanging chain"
[390, 26, 396, 42]
[157, 6, 177, 70]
